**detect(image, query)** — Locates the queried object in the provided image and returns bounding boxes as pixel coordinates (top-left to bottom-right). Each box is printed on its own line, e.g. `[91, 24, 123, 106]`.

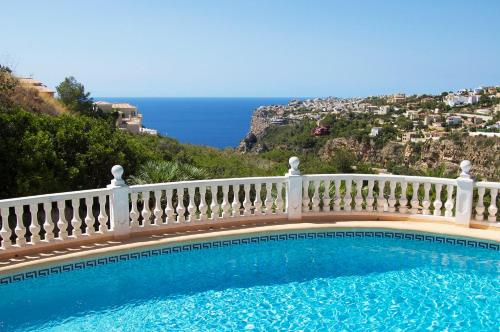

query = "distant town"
[251, 86, 500, 143]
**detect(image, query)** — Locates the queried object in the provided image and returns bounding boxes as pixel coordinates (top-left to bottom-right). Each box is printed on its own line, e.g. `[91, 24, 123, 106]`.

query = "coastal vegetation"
[0, 66, 283, 198]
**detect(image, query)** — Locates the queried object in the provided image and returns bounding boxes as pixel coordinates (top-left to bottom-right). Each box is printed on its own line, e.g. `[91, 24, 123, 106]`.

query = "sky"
[1, 0, 499, 97]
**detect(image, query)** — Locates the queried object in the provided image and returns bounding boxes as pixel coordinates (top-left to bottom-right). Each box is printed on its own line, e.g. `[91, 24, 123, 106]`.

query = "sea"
[100, 97, 294, 149]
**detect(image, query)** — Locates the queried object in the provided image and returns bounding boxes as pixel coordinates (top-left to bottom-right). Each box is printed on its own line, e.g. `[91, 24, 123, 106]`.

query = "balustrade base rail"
[0, 158, 498, 258]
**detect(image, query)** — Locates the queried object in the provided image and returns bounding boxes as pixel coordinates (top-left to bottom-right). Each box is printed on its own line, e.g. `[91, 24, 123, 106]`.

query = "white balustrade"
[0, 188, 111, 251]
[0, 159, 498, 256]
[474, 182, 499, 223]
[301, 174, 457, 220]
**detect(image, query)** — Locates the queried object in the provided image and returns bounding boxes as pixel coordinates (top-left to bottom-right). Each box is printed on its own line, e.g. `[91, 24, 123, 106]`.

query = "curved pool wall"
[0, 230, 499, 331]
[1, 229, 499, 285]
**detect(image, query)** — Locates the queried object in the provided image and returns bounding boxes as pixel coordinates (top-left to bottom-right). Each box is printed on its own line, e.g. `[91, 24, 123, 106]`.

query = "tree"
[479, 94, 492, 107]
[331, 148, 355, 173]
[56, 76, 93, 114]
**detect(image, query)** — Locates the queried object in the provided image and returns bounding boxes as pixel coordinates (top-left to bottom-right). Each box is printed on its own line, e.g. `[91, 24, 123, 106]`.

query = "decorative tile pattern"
[0, 231, 498, 285]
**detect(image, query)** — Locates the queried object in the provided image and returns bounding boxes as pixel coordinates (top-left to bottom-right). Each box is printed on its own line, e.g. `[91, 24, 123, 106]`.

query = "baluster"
[29, 204, 40, 243]
[221, 185, 230, 218]
[343, 179, 352, 211]
[399, 182, 408, 213]
[377, 180, 386, 212]
[488, 189, 498, 222]
[165, 189, 175, 223]
[422, 183, 431, 215]
[84, 197, 95, 235]
[199, 186, 208, 221]
[153, 190, 164, 225]
[254, 183, 263, 215]
[176, 188, 186, 223]
[187, 187, 196, 222]
[98, 195, 108, 232]
[333, 179, 342, 211]
[44, 202, 55, 241]
[71, 198, 82, 237]
[243, 184, 252, 216]
[0, 208, 12, 249]
[410, 182, 420, 214]
[56, 201, 68, 239]
[475, 187, 485, 221]
[302, 180, 310, 212]
[141, 191, 151, 227]
[433, 184, 443, 216]
[388, 181, 397, 213]
[354, 179, 363, 212]
[210, 186, 219, 220]
[323, 180, 332, 212]
[310, 180, 320, 212]
[130, 192, 140, 228]
[13, 205, 26, 247]
[444, 184, 454, 217]
[275, 182, 284, 214]
[232, 184, 241, 217]
[265, 182, 274, 214]
[366, 180, 375, 211]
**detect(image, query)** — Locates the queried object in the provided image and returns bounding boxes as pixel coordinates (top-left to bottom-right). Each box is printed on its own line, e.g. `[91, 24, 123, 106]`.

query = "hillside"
[239, 101, 500, 181]
[0, 67, 281, 198]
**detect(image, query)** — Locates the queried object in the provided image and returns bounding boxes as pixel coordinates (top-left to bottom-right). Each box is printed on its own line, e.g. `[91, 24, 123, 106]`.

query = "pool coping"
[0, 220, 499, 281]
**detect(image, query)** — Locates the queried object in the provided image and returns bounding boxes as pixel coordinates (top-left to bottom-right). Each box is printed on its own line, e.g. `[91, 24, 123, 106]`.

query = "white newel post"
[455, 160, 474, 227]
[107, 165, 131, 238]
[286, 156, 303, 220]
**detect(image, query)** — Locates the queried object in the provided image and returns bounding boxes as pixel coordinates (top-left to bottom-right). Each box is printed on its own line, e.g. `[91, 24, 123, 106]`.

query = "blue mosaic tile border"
[1, 231, 498, 285]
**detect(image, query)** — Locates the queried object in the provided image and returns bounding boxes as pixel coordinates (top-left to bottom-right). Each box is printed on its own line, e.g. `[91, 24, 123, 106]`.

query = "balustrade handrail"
[475, 181, 500, 189]
[0, 188, 111, 208]
[302, 174, 457, 185]
[0, 158, 498, 254]
[129, 176, 287, 192]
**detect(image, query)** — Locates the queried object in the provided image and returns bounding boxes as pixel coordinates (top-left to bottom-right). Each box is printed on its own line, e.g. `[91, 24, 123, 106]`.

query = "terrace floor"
[1, 219, 499, 276]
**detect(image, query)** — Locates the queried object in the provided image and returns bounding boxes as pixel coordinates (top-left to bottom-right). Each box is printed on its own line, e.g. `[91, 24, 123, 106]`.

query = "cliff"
[318, 136, 500, 180]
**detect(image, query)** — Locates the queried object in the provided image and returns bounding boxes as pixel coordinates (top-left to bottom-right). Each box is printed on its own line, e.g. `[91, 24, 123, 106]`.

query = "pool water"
[0, 233, 498, 331]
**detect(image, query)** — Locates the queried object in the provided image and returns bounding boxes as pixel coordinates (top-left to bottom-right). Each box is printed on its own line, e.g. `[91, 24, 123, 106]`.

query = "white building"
[444, 94, 480, 107]
[369, 127, 382, 137]
[94, 101, 157, 135]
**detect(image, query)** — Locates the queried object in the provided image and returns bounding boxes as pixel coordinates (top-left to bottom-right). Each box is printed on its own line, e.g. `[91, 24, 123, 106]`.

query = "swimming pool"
[0, 231, 498, 331]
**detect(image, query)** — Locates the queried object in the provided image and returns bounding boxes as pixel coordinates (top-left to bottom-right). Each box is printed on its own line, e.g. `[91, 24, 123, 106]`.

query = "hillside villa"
[17, 77, 55, 98]
[94, 101, 157, 135]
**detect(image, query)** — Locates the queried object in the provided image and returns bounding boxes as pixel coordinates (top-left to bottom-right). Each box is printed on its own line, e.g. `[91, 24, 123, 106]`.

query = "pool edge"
[1, 220, 499, 280]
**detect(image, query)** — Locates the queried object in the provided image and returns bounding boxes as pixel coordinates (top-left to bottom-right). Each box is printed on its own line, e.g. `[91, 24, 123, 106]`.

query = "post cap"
[288, 156, 300, 175]
[459, 160, 471, 178]
[109, 165, 126, 187]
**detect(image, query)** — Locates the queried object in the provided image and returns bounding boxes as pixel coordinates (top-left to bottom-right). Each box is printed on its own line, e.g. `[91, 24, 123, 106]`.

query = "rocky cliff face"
[238, 107, 274, 152]
[318, 136, 500, 180]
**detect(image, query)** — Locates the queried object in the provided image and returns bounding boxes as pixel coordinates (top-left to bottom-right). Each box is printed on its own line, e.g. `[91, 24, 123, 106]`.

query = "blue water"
[0, 234, 498, 331]
[100, 97, 293, 148]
